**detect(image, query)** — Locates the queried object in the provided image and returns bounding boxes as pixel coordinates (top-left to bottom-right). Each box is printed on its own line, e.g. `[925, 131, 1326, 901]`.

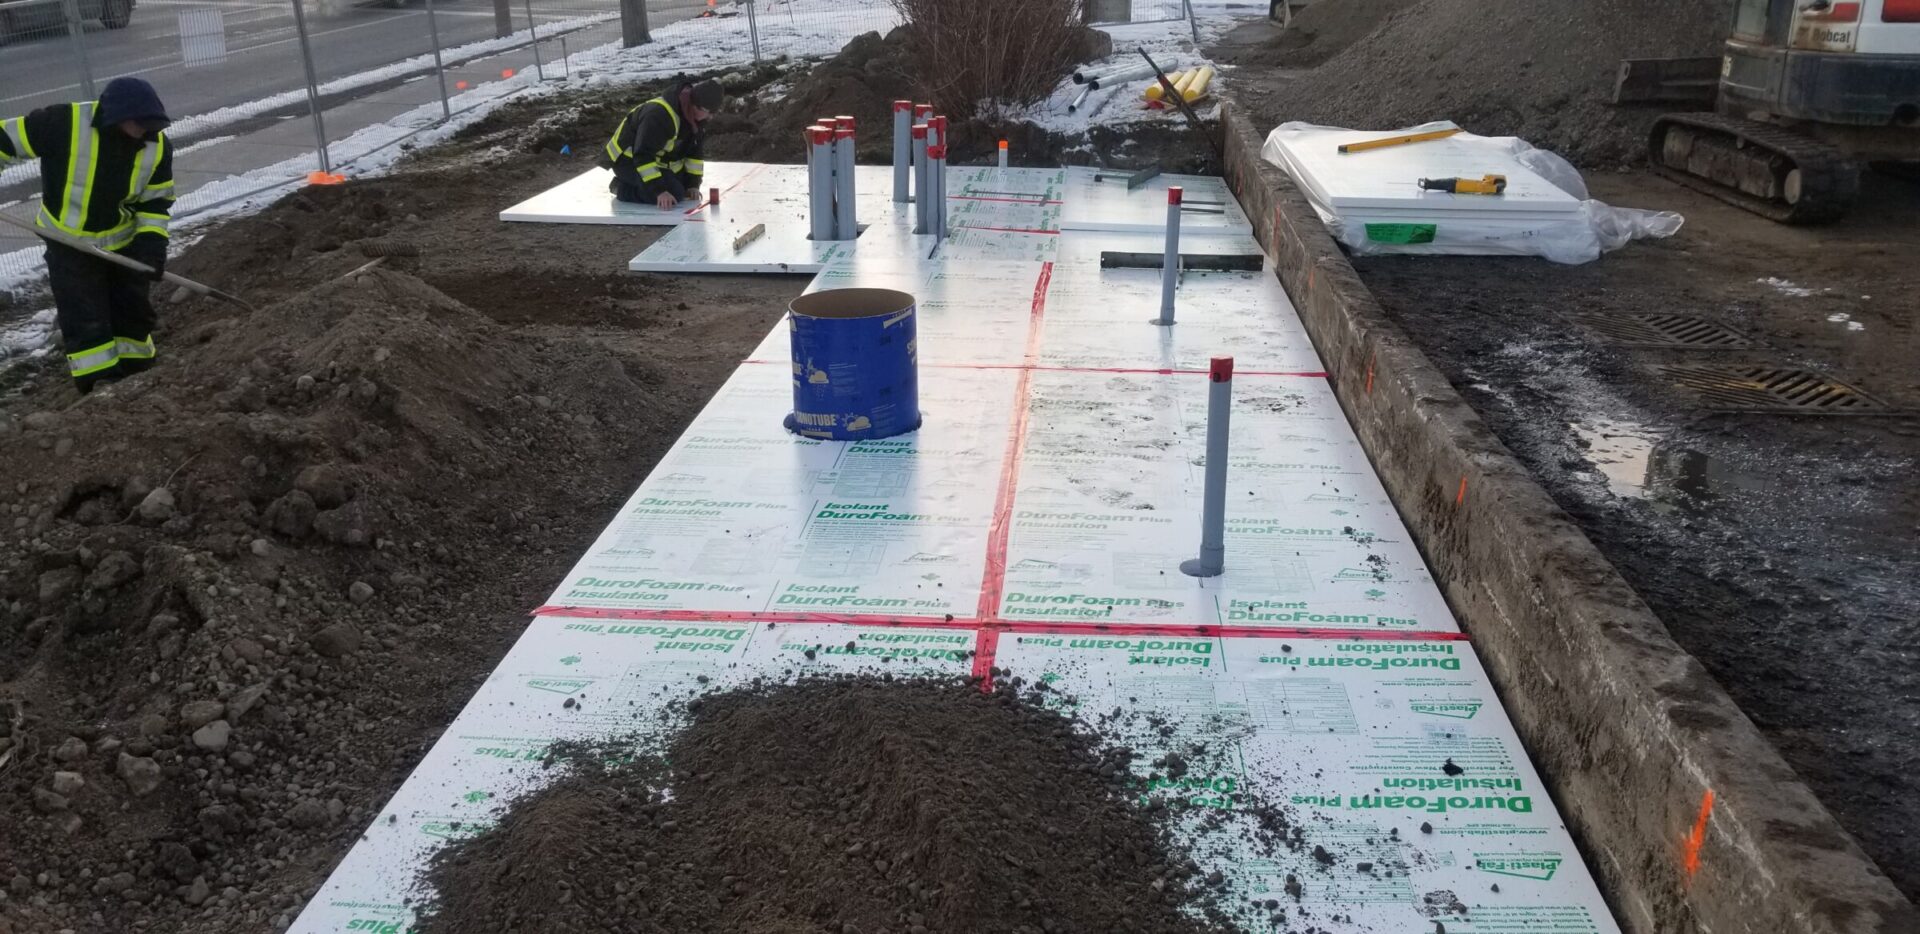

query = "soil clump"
[418, 677, 1255, 934]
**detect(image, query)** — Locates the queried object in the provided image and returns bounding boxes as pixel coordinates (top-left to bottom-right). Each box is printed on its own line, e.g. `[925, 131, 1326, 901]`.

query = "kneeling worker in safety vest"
[603, 79, 723, 209]
[0, 77, 174, 394]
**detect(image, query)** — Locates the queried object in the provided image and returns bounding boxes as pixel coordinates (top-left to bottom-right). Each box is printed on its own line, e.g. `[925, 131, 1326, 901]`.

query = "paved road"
[0, 0, 636, 120]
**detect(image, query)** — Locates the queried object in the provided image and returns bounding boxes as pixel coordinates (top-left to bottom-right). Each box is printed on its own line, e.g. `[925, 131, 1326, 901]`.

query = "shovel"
[0, 211, 257, 313]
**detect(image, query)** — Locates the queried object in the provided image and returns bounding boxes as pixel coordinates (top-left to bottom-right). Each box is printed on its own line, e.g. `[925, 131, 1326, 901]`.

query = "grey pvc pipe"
[1087, 63, 1155, 90]
[807, 127, 833, 242]
[921, 123, 936, 235]
[1180, 358, 1233, 578]
[834, 126, 857, 240]
[931, 147, 946, 241]
[1155, 186, 1182, 325]
[892, 101, 911, 203]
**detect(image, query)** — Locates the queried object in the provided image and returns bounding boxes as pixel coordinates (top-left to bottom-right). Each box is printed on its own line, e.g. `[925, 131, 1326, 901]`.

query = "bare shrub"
[887, 0, 1090, 116]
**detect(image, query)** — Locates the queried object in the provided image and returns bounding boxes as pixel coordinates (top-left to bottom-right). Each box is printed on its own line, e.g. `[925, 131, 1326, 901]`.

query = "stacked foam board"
[1260, 121, 1592, 257]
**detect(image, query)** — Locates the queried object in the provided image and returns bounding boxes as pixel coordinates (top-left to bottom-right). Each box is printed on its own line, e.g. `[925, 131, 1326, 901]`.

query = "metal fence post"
[524, 0, 546, 81]
[60, 0, 97, 99]
[424, 0, 453, 119]
[1184, 0, 1198, 43]
[289, 0, 332, 174]
[746, 0, 761, 62]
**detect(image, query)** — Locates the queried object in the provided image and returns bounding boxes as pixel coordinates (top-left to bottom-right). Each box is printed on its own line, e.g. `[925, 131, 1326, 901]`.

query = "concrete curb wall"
[1216, 103, 1917, 934]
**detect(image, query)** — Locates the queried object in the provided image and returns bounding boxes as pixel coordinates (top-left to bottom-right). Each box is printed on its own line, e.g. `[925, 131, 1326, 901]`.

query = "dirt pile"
[1211, 0, 1420, 70]
[457, 27, 1135, 174]
[0, 271, 662, 931]
[418, 676, 1276, 934]
[0, 137, 798, 930]
[1224, 0, 1733, 166]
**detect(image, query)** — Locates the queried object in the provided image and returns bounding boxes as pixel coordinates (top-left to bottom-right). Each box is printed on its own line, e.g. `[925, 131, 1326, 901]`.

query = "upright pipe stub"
[911, 123, 930, 235]
[998, 139, 1009, 169]
[1180, 356, 1234, 578]
[806, 125, 834, 243]
[928, 143, 948, 242]
[892, 100, 912, 203]
[1155, 186, 1183, 326]
[834, 124, 858, 241]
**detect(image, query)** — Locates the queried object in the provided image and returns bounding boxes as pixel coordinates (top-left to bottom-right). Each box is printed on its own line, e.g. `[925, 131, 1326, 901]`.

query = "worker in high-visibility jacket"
[0, 77, 174, 394]
[603, 79, 723, 210]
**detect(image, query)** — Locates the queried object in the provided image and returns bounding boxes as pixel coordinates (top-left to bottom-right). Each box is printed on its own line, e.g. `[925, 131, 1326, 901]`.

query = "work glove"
[121, 236, 167, 282]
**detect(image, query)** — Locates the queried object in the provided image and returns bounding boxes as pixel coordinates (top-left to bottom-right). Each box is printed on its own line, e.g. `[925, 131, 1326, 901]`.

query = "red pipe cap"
[927, 144, 947, 160]
[834, 126, 855, 140]
[709, 187, 720, 204]
[914, 103, 933, 117]
[1167, 185, 1184, 205]
[835, 114, 855, 125]
[893, 100, 912, 111]
[911, 124, 928, 139]
[805, 126, 831, 145]
[818, 117, 838, 131]
[1209, 357, 1234, 382]
[930, 115, 948, 132]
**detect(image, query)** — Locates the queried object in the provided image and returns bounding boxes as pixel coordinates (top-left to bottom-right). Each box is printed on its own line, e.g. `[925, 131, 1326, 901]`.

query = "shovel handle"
[0, 211, 235, 304]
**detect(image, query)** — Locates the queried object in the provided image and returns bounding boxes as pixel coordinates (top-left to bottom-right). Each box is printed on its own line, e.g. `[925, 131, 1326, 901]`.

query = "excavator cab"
[1647, 0, 1920, 222]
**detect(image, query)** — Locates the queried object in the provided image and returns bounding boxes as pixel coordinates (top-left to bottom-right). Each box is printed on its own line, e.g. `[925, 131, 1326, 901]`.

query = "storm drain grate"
[1568, 313, 1751, 348]
[1657, 365, 1888, 413]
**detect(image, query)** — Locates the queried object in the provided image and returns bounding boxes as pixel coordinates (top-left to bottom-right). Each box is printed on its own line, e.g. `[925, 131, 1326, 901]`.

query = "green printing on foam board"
[1365, 223, 1437, 244]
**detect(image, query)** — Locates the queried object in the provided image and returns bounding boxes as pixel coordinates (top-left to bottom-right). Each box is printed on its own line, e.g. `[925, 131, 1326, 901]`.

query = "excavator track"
[1649, 112, 1860, 224]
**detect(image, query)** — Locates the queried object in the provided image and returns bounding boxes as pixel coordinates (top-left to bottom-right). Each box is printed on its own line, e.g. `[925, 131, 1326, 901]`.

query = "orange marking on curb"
[1683, 789, 1715, 879]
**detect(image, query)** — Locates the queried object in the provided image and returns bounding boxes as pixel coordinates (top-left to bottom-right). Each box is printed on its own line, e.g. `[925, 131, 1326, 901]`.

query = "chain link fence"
[0, 0, 888, 296]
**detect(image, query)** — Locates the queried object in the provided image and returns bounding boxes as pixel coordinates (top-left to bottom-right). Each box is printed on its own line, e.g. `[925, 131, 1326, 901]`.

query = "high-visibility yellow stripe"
[67, 341, 119, 377]
[77, 131, 100, 229]
[114, 336, 156, 360]
[60, 105, 88, 229]
[0, 117, 34, 160]
[685, 158, 705, 174]
[604, 114, 628, 161]
[605, 98, 680, 167]
[637, 165, 662, 181]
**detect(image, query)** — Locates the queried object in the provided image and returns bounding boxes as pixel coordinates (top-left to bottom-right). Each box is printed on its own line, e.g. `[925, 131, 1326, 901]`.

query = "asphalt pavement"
[1, 0, 624, 118]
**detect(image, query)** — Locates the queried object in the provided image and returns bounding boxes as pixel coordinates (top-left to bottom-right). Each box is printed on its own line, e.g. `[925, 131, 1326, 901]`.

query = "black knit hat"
[688, 80, 724, 111]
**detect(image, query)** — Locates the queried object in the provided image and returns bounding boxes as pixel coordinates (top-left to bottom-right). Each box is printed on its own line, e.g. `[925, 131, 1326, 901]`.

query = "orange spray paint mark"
[501, 68, 516, 79]
[1683, 789, 1716, 878]
[455, 80, 469, 90]
[1454, 475, 1467, 507]
[1365, 352, 1376, 395]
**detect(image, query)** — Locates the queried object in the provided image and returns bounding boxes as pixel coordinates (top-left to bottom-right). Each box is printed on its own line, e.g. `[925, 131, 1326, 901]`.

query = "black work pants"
[45, 244, 158, 393]
[610, 170, 701, 205]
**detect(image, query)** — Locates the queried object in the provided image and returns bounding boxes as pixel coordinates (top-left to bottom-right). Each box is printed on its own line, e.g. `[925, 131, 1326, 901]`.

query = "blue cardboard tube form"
[783, 287, 923, 440]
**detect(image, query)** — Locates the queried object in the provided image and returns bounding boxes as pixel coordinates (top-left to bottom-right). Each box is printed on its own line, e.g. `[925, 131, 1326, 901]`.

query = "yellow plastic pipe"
[1144, 70, 1188, 102]
[1180, 66, 1215, 102]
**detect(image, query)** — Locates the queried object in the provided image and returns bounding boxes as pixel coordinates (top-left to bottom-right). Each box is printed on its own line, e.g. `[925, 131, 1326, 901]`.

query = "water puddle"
[1569, 418, 1753, 512]
[1571, 418, 1659, 499]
